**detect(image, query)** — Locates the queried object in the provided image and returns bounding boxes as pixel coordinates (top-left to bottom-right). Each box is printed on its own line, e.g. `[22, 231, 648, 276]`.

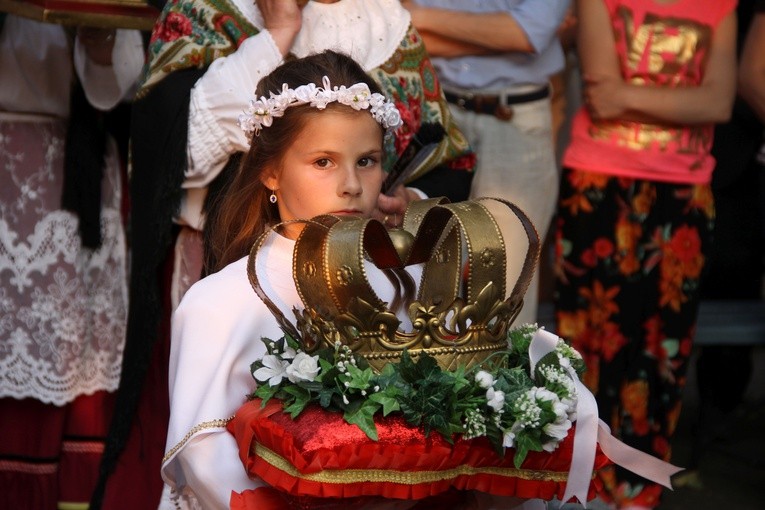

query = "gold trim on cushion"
[252, 442, 571, 484]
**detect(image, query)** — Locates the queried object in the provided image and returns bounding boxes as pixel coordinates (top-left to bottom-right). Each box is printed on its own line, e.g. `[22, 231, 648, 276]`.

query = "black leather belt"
[444, 85, 550, 121]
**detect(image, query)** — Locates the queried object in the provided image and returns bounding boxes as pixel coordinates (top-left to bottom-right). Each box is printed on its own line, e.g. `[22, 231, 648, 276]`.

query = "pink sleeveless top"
[563, 0, 737, 184]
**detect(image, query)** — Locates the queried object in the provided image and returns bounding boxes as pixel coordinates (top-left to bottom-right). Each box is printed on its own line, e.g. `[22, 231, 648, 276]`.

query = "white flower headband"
[238, 76, 402, 138]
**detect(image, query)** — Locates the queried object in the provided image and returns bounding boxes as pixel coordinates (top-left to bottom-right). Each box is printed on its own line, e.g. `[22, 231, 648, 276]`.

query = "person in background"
[404, 0, 571, 328]
[91, 1, 476, 508]
[0, 15, 143, 509]
[554, 0, 737, 508]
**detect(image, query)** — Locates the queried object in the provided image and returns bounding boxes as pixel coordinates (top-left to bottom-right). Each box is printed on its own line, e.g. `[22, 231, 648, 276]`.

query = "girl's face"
[264, 108, 385, 237]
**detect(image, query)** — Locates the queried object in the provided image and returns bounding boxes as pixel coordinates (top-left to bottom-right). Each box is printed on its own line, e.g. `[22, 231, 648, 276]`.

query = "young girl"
[160, 50, 428, 510]
[555, 1, 737, 509]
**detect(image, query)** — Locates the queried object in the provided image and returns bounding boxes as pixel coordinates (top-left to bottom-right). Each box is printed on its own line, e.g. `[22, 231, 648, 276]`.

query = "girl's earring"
[269, 191, 277, 204]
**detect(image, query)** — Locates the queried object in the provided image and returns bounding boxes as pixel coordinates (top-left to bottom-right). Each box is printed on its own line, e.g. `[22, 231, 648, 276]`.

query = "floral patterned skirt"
[554, 167, 714, 508]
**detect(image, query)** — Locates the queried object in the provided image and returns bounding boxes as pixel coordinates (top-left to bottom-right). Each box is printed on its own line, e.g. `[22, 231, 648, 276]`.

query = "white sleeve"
[185, 30, 283, 189]
[73, 29, 144, 111]
[162, 261, 280, 508]
[174, 432, 265, 509]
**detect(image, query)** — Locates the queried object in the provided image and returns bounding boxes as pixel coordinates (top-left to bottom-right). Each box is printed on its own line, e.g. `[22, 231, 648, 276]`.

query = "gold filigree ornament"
[247, 198, 540, 372]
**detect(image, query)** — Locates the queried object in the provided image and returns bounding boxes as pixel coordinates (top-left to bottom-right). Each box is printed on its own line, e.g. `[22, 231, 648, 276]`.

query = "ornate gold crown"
[248, 198, 540, 372]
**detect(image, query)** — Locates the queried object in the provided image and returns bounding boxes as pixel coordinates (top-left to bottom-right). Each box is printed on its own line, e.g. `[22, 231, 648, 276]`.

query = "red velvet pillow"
[228, 398, 610, 506]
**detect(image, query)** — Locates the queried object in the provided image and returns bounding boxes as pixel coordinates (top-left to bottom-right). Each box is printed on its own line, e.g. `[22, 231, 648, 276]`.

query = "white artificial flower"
[281, 344, 297, 360]
[543, 418, 572, 441]
[502, 430, 516, 448]
[475, 370, 495, 389]
[553, 401, 569, 419]
[534, 387, 558, 402]
[286, 352, 320, 383]
[542, 440, 559, 452]
[486, 387, 506, 412]
[253, 354, 290, 387]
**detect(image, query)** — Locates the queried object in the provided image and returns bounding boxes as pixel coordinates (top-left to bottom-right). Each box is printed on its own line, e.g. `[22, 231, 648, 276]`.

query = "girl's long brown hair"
[203, 50, 386, 273]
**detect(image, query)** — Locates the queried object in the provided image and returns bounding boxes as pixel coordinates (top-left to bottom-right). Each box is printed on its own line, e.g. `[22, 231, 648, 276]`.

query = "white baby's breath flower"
[475, 370, 495, 389]
[486, 387, 506, 412]
[253, 354, 289, 387]
[286, 352, 320, 383]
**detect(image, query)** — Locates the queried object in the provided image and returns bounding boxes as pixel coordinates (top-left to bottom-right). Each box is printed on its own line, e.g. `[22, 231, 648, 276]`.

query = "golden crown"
[247, 198, 540, 372]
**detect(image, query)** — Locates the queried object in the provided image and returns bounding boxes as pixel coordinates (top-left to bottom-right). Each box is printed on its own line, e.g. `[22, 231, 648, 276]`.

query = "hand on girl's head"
[264, 108, 385, 237]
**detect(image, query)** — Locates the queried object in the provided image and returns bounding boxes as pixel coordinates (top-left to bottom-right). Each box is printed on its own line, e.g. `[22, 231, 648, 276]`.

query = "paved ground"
[660, 346, 765, 510]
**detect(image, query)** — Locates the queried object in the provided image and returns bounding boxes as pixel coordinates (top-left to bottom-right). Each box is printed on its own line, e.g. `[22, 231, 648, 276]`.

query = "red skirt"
[0, 391, 115, 509]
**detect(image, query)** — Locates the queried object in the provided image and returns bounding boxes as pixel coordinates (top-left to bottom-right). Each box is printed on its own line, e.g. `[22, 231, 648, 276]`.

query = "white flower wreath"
[238, 76, 403, 137]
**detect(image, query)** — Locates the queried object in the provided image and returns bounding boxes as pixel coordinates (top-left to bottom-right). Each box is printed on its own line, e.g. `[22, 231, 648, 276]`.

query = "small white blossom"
[542, 440, 559, 452]
[281, 344, 297, 360]
[544, 418, 572, 441]
[486, 388, 506, 412]
[463, 408, 487, 439]
[475, 370, 495, 389]
[253, 355, 289, 387]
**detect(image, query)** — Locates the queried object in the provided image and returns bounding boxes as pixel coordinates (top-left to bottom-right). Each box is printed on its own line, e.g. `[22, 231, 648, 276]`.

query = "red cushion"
[228, 399, 610, 504]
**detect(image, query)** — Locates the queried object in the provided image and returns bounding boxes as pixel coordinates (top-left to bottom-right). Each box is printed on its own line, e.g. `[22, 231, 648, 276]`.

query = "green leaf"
[345, 363, 373, 390]
[253, 383, 280, 406]
[282, 385, 311, 418]
[369, 391, 400, 416]
[513, 432, 543, 468]
[344, 400, 380, 440]
[283, 397, 309, 418]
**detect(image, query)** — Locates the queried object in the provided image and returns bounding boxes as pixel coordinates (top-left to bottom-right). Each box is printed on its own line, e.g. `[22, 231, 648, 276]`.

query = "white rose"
[475, 370, 495, 389]
[502, 430, 516, 448]
[383, 107, 402, 129]
[286, 352, 320, 383]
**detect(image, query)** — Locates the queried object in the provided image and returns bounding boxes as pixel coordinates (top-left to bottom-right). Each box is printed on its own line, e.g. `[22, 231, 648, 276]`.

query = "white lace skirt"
[0, 115, 127, 406]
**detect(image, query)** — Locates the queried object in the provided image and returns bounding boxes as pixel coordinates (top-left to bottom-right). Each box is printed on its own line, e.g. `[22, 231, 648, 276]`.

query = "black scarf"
[90, 67, 206, 509]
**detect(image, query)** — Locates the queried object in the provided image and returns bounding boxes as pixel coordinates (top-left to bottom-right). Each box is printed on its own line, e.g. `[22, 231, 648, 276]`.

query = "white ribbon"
[528, 329, 683, 507]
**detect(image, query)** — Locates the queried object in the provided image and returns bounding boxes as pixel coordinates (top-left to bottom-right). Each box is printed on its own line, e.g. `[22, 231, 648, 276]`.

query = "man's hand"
[373, 185, 420, 228]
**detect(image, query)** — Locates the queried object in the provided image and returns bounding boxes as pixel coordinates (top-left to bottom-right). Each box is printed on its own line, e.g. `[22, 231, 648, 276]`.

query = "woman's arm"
[405, 1, 534, 53]
[416, 30, 497, 58]
[578, 0, 737, 125]
[739, 12, 765, 122]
